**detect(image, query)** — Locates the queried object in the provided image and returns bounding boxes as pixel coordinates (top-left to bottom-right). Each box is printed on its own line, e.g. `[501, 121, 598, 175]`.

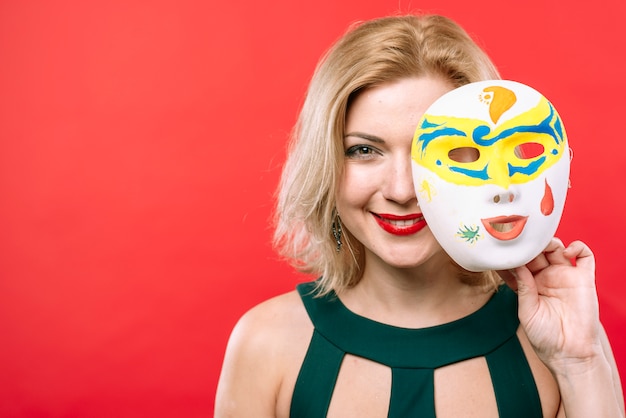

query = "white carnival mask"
[411, 80, 570, 272]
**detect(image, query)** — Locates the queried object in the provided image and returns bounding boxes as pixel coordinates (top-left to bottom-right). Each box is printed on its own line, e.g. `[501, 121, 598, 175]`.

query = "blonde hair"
[273, 14, 502, 294]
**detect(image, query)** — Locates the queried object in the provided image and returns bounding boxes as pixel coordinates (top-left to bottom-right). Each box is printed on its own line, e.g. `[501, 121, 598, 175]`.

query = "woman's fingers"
[525, 237, 570, 274]
[563, 240, 595, 271]
[497, 269, 518, 292]
[512, 264, 540, 323]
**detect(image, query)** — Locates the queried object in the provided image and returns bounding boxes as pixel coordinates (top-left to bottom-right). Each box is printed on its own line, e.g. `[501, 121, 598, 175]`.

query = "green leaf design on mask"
[456, 224, 481, 244]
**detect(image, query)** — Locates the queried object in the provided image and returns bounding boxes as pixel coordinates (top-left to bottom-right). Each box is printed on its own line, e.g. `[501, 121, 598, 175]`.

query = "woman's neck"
[337, 256, 493, 329]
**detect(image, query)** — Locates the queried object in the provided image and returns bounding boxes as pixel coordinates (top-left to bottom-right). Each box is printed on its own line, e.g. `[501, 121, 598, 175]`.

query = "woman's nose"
[383, 158, 416, 204]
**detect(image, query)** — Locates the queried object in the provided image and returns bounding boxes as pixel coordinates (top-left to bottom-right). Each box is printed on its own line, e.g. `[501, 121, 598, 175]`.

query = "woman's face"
[336, 76, 455, 270]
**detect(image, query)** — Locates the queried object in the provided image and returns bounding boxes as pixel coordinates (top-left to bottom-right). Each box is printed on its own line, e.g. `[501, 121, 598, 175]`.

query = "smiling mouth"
[372, 213, 427, 236]
[480, 215, 528, 240]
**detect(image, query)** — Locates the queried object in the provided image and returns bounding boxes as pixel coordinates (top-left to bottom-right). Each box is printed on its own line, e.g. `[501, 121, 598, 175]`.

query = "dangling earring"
[331, 212, 343, 252]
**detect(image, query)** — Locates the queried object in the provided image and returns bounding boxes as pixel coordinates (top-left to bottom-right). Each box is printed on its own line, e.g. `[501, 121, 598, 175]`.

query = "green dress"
[290, 281, 543, 417]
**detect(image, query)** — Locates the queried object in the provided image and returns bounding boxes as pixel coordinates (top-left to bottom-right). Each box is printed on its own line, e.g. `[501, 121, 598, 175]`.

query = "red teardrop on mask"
[541, 179, 554, 216]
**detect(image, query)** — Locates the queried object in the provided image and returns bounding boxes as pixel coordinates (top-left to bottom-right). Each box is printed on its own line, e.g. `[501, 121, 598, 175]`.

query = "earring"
[331, 212, 343, 252]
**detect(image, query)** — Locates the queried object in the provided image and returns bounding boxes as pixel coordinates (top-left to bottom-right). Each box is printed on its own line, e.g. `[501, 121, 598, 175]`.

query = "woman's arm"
[600, 325, 626, 414]
[553, 325, 623, 417]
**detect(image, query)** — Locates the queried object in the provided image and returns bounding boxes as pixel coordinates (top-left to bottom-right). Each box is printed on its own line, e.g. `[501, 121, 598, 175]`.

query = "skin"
[215, 77, 624, 417]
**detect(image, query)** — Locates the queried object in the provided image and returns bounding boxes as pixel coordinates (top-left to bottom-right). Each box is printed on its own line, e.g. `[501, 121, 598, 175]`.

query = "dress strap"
[290, 330, 344, 417]
[486, 335, 543, 417]
[389, 367, 436, 418]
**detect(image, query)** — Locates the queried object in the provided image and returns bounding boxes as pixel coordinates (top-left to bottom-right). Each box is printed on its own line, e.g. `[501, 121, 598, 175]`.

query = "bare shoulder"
[233, 289, 313, 351]
[243, 289, 311, 327]
[215, 289, 313, 418]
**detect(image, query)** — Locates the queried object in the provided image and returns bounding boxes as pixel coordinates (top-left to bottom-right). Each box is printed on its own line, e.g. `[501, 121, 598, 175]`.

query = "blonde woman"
[215, 14, 624, 417]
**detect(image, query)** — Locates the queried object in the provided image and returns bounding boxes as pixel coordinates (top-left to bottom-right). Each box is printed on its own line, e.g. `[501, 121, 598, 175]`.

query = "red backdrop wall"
[0, 0, 624, 416]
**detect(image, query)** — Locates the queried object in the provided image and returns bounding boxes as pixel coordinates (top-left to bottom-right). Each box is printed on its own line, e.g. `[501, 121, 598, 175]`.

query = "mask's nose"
[491, 190, 516, 204]
[486, 158, 512, 189]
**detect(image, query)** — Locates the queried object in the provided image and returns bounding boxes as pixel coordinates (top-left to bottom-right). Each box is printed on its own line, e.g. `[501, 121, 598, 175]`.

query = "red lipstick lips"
[372, 213, 427, 236]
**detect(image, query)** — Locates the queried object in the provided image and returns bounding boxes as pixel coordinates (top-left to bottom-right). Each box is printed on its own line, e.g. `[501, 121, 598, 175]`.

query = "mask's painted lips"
[480, 215, 528, 240]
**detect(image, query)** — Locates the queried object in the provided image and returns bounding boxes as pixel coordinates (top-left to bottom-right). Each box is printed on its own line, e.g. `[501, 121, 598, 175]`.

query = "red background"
[1, 1, 624, 416]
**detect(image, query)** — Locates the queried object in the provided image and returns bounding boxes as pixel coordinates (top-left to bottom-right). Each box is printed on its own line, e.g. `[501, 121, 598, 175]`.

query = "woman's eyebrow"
[344, 132, 385, 143]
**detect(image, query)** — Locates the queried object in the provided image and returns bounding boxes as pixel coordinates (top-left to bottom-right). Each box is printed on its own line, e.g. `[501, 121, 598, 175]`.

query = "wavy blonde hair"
[273, 14, 502, 295]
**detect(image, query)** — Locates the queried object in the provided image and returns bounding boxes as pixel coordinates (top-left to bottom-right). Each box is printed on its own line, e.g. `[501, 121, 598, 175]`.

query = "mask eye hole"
[515, 142, 545, 159]
[448, 147, 480, 163]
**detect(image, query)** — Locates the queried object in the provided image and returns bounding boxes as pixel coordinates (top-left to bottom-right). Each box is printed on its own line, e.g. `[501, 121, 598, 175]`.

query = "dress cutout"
[290, 281, 542, 417]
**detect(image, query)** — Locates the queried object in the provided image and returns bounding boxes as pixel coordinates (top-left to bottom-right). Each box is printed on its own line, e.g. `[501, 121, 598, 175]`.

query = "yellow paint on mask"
[412, 97, 566, 188]
[418, 178, 436, 202]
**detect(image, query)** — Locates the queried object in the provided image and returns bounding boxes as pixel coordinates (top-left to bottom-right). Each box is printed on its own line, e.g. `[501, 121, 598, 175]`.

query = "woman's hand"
[500, 238, 625, 417]
[500, 238, 602, 369]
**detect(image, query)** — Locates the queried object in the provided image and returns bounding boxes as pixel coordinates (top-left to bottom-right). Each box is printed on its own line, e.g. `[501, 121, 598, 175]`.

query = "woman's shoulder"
[215, 285, 314, 417]
[223, 283, 315, 371]
[235, 287, 312, 340]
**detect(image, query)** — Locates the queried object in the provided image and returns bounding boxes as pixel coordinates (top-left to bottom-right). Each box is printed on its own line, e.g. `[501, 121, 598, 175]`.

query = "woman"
[215, 14, 624, 417]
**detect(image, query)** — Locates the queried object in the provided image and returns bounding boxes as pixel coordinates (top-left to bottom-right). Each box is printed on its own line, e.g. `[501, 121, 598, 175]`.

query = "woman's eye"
[345, 145, 378, 158]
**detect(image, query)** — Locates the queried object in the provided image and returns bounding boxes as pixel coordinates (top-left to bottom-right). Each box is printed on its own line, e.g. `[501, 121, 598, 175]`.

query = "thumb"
[513, 265, 539, 321]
